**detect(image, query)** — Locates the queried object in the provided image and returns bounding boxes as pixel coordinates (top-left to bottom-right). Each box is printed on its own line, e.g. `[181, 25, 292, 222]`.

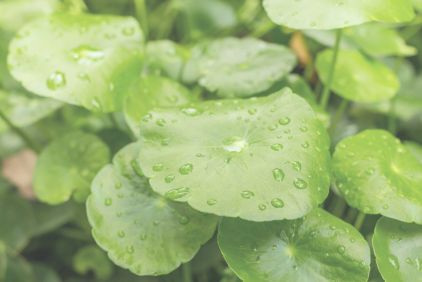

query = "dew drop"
[278, 117, 291, 125]
[271, 198, 285, 208]
[117, 230, 126, 238]
[156, 119, 166, 127]
[46, 71, 66, 90]
[337, 245, 345, 254]
[271, 143, 283, 151]
[258, 204, 267, 211]
[248, 108, 257, 115]
[291, 161, 302, 171]
[164, 175, 175, 183]
[140, 234, 147, 241]
[272, 168, 285, 182]
[207, 199, 217, 206]
[179, 163, 193, 175]
[104, 198, 112, 206]
[152, 163, 164, 172]
[293, 178, 308, 189]
[71, 45, 104, 64]
[241, 190, 255, 199]
[388, 255, 400, 270]
[164, 187, 190, 200]
[178, 216, 190, 225]
[122, 26, 135, 36]
[126, 245, 135, 254]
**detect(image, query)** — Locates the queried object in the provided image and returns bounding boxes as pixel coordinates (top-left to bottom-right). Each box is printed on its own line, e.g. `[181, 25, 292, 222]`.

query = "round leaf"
[87, 143, 217, 275]
[333, 129, 422, 223]
[263, 0, 415, 30]
[218, 209, 370, 282]
[316, 49, 399, 103]
[124, 75, 196, 136]
[197, 37, 296, 98]
[138, 89, 331, 221]
[8, 14, 143, 112]
[34, 131, 110, 204]
[373, 217, 422, 282]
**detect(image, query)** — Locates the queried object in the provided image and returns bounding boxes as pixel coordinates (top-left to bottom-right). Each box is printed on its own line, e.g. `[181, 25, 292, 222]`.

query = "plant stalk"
[320, 29, 343, 110]
[135, 0, 149, 41]
[0, 109, 40, 153]
[353, 212, 366, 231]
[182, 262, 193, 282]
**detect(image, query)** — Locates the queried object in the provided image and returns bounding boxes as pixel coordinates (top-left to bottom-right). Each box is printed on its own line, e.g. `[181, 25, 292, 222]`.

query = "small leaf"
[263, 0, 415, 30]
[124, 75, 196, 136]
[316, 49, 399, 103]
[197, 37, 296, 98]
[333, 129, 422, 223]
[373, 217, 422, 282]
[73, 245, 113, 280]
[87, 143, 217, 275]
[138, 89, 331, 221]
[0, 90, 62, 133]
[8, 14, 143, 112]
[218, 209, 370, 282]
[34, 131, 110, 204]
[4, 256, 33, 282]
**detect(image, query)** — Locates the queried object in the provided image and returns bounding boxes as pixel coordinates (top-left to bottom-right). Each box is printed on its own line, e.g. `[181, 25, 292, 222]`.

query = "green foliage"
[0, 0, 421, 281]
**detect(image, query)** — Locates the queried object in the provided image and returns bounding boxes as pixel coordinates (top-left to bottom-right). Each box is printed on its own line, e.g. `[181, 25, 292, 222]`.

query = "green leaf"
[333, 129, 422, 223]
[414, 0, 422, 11]
[316, 49, 399, 103]
[263, 0, 415, 30]
[0, 242, 6, 281]
[197, 37, 296, 98]
[138, 89, 331, 221]
[34, 131, 110, 204]
[405, 141, 422, 164]
[8, 14, 143, 112]
[344, 24, 416, 57]
[124, 75, 196, 136]
[0, 192, 34, 251]
[0, 90, 62, 133]
[31, 202, 76, 236]
[218, 209, 370, 282]
[4, 256, 33, 282]
[145, 40, 190, 81]
[32, 264, 61, 282]
[372, 217, 422, 282]
[87, 143, 217, 275]
[73, 245, 113, 280]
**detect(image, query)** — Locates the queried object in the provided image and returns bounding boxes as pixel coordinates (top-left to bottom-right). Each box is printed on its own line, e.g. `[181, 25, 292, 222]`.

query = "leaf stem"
[182, 262, 193, 282]
[330, 196, 347, 218]
[353, 212, 366, 231]
[135, 0, 149, 41]
[330, 99, 348, 133]
[387, 97, 397, 135]
[0, 109, 40, 153]
[319, 29, 343, 110]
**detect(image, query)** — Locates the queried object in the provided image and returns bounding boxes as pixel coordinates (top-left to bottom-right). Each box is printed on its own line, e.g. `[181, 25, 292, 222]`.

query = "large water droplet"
[271, 198, 284, 208]
[179, 163, 193, 175]
[178, 216, 190, 225]
[164, 187, 190, 200]
[278, 117, 291, 125]
[223, 137, 248, 153]
[272, 168, 285, 182]
[293, 178, 308, 189]
[46, 71, 66, 90]
[337, 245, 345, 254]
[71, 45, 104, 64]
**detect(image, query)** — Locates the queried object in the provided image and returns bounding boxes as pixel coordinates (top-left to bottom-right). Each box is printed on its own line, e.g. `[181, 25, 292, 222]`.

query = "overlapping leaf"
[333, 129, 422, 223]
[8, 14, 143, 112]
[87, 143, 217, 275]
[34, 131, 110, 204]
[138, 89, 331, 221]
[373, 217, 422, 282]
[218, 209, 370, 282]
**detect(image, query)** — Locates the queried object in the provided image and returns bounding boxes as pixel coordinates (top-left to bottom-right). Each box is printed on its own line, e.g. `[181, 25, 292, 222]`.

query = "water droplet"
[293, 178, 308, 189]
[104, 198, 112, 206]
[405, 257, 413, 265]
[241, 190, 255, 199]
[382, 204, 389, 210]
[258, 204, 267, 211]
[337, 245, 345, 254]
[140, 234, 147, 241]
[164, 175, 175, 183]
[248, 108, 257, 115]
[223, 137, 248, 152]
[71, 45, 104, 64]
[164, 187, 190, 200]
[291, 161, 302, 171]
[268, 124, 278, 131]
[388, 255, 400, 270]
[115, 181, 122, 189]
[271, 198, 284, 208]
[301, 142, 309, 149]
[117, 230, 126, 238]
[300, 125, 308, 132]
[271, 143, 283, 151]
[181, 107, 200, 116]
[178, 216, 190, 225]
[156, 119, 166, 127]
[272, 168, 285, 182]
[122, 26, 135, 36]
[46, 71, 66, 90]
[179, 163, 193, 175]
[126, 245, 134, 254]
[207, 199, 217, 206]
[278, 117, 291, 125]
[152, 163, 164, 172]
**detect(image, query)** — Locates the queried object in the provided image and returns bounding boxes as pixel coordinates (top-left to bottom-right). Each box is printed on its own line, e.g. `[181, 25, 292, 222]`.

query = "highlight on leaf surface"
[333, 129, 422, 223]
[218, 209, 370, 282]
[197, 37, 296, 98]
[263, 0, 415, 30]
[316, 49, 399, 103]
[138, 88, 331, 221]
[7, 14, 143, 112]
[86, 143, 218, 276]
[34, 131, 110, 204]
[372, 217, 422, 282]
[124, 75, 196, 136]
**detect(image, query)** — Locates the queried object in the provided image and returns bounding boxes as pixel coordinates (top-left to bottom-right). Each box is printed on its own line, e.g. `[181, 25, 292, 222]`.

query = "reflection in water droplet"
[47, 71, 66, 90]
[272, 168, 285, 182]
[71, 45, 104, 64]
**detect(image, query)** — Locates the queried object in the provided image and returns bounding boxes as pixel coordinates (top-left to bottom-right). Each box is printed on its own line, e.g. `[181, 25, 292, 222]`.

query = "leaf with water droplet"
[316, 49, 399, 103]
[124, 75, 197, 136]
[138, 89, 331, 221]
[87, 143, 217, 276]
[373, 217, 422, 282]
[196, 37, 296, 98]
[263, 0, 414, 30]
[34, 131, 110, 204]
[333, 129, 422, 223]
[218, 209, 370, 282]
[7, 14, 143, 112]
